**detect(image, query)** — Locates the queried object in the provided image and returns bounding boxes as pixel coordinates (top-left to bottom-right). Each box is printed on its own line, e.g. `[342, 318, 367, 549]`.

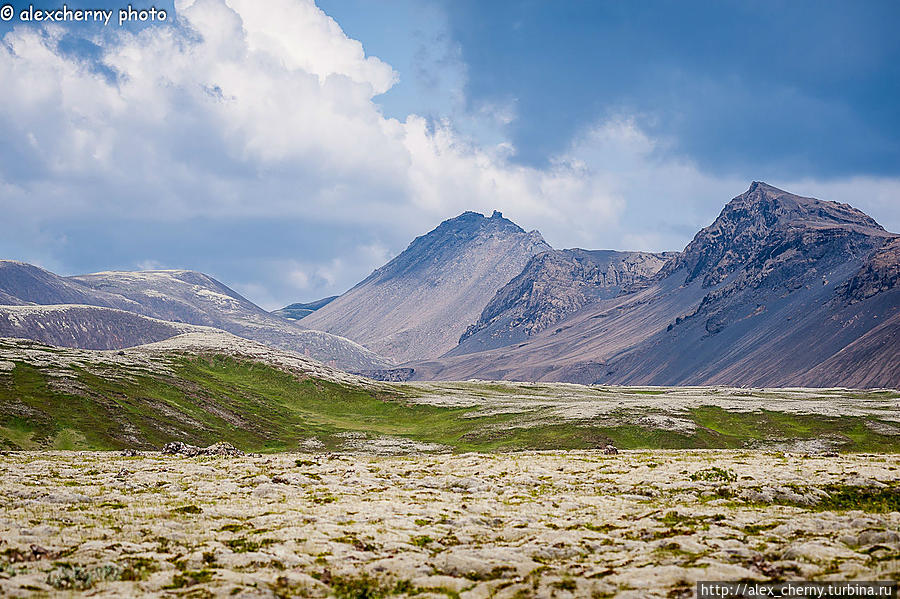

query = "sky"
[1, 0, 898, 309]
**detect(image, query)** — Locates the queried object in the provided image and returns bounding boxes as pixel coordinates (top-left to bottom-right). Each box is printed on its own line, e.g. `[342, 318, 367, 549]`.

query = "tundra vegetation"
[0, 338, 898, 597]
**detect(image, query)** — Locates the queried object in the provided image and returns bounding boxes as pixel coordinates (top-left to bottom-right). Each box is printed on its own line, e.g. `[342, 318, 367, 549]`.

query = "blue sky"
[1, 0, 898, 309]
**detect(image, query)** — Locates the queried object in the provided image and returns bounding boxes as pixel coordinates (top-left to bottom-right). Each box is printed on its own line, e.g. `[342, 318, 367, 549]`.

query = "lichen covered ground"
[1, 450, 898, 598]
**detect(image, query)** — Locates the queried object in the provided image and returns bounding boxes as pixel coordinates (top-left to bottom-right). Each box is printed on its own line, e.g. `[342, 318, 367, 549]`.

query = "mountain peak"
[664, 183, 890, 287]
[300, 211, 551, 362]
[746, 180, 782, 194]
[731, 181, 883, 230]
[359, 209, 548, 287]
[442, 210, 524, 234]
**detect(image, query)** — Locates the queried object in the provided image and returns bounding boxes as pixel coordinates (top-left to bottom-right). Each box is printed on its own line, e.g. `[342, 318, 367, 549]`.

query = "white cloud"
[0, 1, 631, 248]
[287, 242, 391, 291]
[136, 259, 167, 271]
[0, 0, 897, 308]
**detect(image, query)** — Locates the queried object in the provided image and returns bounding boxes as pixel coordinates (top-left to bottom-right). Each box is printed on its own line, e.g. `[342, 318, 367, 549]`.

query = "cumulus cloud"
[0, 0, 625, 230]
[0, 0, 897, 308]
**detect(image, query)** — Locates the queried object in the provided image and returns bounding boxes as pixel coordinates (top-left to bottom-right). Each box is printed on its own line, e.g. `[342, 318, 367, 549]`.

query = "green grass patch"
[1, 350, 897, 453]
[817, 484, 900, 513]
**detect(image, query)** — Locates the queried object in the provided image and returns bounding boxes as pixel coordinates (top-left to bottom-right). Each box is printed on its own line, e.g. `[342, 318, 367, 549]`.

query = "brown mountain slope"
[67, 270, 393, 371]
[409, 182, 899, 388]
[301, 211, 551, 362]
[0, 261, 142, 310]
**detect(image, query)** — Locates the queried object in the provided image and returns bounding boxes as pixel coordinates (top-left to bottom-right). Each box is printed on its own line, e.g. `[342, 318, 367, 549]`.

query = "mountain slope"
[451, 249, 675, 356]
[0, 263, 391, 371]
[410, 183, 900, 388]
[0, 261, 141, 310]
[301, 211, 551, 362]
[272, 296, 338, 320]
[0, 305, 196, 350]
[68, 270, 392, 371]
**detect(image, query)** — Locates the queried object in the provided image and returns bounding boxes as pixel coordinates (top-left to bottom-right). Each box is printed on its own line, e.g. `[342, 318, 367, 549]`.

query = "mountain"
[408, 183, 900, 388]
[0, 263, 391, 371]
[301, 210, 551, 362]
[272, 296, 338, 320]
[451, 249, 675, 355]
[0, 261, 140, 310]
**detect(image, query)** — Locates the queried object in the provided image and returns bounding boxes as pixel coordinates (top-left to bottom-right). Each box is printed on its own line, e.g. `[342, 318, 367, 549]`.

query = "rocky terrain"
[454, 250, 674, 355]
[0, 331, 897, 597]
[0, 263, 390, 372]
[0, 450, 897, 598]
[409, 183, 900, 388]
[272, 296, 338, 320]
[836, 237, 900, 304]
[301, 211, 551, 363]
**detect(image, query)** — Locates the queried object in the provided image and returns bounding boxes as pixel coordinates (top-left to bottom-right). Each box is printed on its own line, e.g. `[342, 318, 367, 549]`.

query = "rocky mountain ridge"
[404, 183, 900, 388]
[452, 249, 675, 355]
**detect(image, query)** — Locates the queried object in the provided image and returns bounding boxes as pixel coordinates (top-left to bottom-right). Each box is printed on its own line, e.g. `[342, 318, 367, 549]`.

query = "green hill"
[1, 337, 898, 453]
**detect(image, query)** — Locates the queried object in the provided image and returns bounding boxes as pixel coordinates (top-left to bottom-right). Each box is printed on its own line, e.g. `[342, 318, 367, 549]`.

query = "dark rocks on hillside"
[661, 182, 890, 289]
[664, 182, 895, 329]
[452, 249, 673, 355]
[836, 237, 900, 304]
[162, 441, 244, 457]
[355, 367, 416, 382]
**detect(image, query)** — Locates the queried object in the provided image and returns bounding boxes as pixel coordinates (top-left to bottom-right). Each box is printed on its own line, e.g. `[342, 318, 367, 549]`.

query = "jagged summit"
[732, 181, 884, 231]
[427, 209, 526, 236]
[661, 182, 892, 287]
[406, 183, 899, 388]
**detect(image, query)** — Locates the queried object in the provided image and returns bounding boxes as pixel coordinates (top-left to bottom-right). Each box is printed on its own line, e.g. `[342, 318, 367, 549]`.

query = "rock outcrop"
[453, 249, 674, 355]
[835, 237, 900, 304]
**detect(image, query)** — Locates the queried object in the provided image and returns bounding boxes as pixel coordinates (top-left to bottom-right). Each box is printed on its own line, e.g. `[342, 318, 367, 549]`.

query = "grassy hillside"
[1, 341, 898, 452]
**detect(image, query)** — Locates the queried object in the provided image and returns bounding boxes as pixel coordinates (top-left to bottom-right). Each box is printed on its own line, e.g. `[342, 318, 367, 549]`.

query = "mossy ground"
[1, 354, 897, 452]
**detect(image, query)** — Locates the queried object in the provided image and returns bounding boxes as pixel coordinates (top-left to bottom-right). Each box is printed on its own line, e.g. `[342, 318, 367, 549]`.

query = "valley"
[1, 336, 897, 454]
